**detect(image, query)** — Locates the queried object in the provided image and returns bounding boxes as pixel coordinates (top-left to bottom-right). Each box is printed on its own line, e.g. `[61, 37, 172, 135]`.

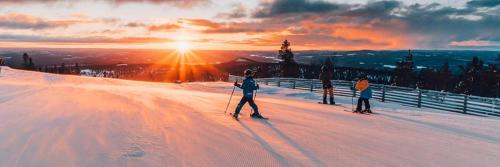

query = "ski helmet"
[244, 69, 253, 76]
[321, 65, 328, 72]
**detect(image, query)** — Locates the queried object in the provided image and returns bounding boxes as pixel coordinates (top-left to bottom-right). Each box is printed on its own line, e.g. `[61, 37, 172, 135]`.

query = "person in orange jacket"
[355, 75, 372, 113]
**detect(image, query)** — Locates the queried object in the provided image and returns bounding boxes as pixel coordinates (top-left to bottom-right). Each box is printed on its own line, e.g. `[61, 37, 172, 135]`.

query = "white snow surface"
[1, 67, 500, 167]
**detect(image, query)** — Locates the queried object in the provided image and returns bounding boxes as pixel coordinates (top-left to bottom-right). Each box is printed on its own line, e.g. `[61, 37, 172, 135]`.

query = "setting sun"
[175, 41, 191, 54]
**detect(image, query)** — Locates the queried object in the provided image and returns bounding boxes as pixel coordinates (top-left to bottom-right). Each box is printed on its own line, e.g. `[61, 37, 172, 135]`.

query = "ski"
[228, 112, 269, 120]
[317, 102, 342, 106]
[343, 109, 371, 114]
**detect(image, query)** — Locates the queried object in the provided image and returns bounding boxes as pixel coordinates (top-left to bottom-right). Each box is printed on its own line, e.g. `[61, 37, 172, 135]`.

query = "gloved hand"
[234, 81, 241, 87]
[256, 84, 260, 89]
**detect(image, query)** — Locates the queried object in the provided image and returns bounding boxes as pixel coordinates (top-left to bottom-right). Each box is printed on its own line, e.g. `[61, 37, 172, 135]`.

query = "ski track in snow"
[1, 66, 500, 167]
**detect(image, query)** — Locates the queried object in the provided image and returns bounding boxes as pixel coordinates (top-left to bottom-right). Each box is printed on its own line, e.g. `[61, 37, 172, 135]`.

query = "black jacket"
[319, 71, 333, 86]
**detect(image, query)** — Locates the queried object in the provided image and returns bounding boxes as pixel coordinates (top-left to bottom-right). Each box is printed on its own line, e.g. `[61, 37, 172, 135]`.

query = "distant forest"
[225, 41, 500, 98]
[2, 41, 499, 98]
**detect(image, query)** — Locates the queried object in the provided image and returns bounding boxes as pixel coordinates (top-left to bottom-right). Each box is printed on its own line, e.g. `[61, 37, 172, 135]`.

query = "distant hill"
[1, 48, 498, 74]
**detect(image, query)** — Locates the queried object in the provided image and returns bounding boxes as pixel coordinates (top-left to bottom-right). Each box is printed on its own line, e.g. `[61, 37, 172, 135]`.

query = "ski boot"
[322, 96, 328, 104]
[329, 97, 335, 105]
[363, 109, 372, 113]
[232, 113, 239, 121]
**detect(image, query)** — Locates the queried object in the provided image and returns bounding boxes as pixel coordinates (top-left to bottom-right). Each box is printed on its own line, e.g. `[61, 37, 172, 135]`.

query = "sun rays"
[146, 40, 223, 82]
[175, 41, 191, 55]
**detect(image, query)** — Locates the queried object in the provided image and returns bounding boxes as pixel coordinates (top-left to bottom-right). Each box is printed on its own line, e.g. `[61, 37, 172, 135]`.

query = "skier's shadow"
[257, 121, 327, 167]
[238, 121, 291, 166]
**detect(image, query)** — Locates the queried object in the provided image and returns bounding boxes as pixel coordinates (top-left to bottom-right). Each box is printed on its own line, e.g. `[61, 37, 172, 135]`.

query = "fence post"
[310, 80, 314, 92]
[381, 85, 386, 102]
[265, 80, 268, 85]
[277, 78, 281, 87]
[463, 95, 468, 114]
[417, 90, 422, 108]
[293, 80, 296, 89]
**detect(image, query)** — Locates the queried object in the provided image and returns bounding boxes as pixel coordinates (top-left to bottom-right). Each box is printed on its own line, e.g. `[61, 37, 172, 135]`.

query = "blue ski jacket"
[360, 87, 372, 99]
[238, 77, 258, 97]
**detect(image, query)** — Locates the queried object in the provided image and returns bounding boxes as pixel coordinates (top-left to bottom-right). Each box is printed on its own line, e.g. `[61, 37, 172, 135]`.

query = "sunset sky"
[0, 0, 499, 50]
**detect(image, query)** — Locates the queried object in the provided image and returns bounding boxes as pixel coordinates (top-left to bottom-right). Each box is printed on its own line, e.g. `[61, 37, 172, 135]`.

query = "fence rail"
[229, 75, 500, 117]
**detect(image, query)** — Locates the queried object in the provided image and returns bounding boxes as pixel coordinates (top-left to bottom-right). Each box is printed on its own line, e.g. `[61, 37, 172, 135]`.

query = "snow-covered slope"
[1, 67, 500, 167]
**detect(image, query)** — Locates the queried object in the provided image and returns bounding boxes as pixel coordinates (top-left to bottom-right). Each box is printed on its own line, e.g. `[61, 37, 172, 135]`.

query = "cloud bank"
[1, 0, 499, 50]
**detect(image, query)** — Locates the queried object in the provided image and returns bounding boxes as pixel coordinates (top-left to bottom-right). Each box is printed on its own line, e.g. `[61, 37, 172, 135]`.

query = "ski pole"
[250, 90, 257, 114]
[250, 67, 260, 114]
[351, 95, 354, 111]
[351, 82, 355, 111]
[224, 80, 237, 114]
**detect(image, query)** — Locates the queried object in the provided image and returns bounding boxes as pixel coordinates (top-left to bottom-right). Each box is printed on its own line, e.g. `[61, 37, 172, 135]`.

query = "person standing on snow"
[233, 69, 265, 120]
[354, 75, 372, 113]
[0, 57, 4, 74]
[319, 65, 335, 105]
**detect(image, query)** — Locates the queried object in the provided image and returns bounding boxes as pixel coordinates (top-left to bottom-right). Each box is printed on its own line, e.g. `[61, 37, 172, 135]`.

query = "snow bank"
[1, 67, 500, 167]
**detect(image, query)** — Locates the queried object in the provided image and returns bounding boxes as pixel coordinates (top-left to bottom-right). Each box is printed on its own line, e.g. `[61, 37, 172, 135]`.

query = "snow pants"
[322, 87, 334, 104]
[234, 96, 259, 115]
[356, 97, 370, 111]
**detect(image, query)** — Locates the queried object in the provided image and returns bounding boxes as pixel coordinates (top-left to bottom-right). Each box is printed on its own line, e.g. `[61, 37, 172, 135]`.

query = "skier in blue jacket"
[233, 69, 265, 120]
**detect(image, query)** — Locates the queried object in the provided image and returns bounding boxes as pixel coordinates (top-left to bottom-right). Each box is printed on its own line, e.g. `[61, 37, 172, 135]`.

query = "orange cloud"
[148, 23, 180, 32]
[449, 40, 500, 47]
[0, 13, 79, 29]
[179, 18, 220, 29]
[0, 0, 209, 8]
[125, 22, 146, 28]
[0, 34, 171, 44]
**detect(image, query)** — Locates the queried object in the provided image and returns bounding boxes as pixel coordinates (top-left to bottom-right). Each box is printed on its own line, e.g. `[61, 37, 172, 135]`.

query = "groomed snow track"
[1, 67, 500, 167]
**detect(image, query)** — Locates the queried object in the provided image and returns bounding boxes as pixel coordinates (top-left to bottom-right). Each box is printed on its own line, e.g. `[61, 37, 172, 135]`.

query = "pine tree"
[478, 64, 499, 97]
[456, 56, 483, 95]
[393, 50, 415, 87]
[59, 63, 66, 74]
[278, 40, 294, 63]
[324, 56, 333, 70]
[277, 40, 299, 77]
[22, 53, 29, 66]
[28, 58, 35, 70]
[437, 61, 452, 91]
[75, 63, 81, 74]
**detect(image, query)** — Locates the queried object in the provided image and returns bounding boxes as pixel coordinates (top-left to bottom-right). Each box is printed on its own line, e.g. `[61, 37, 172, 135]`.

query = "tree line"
[11, 44, 500, 98]
[261, 41, 499, 98]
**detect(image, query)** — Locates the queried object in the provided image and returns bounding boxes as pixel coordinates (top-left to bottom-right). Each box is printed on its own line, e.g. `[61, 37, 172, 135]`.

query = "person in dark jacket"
[233, 69, 264, 120]
[355, 75, 372, 113]
[319, 65, 335, 104]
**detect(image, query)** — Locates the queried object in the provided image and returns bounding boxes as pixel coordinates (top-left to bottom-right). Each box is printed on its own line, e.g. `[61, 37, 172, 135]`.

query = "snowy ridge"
[1, 67, 500, 167]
